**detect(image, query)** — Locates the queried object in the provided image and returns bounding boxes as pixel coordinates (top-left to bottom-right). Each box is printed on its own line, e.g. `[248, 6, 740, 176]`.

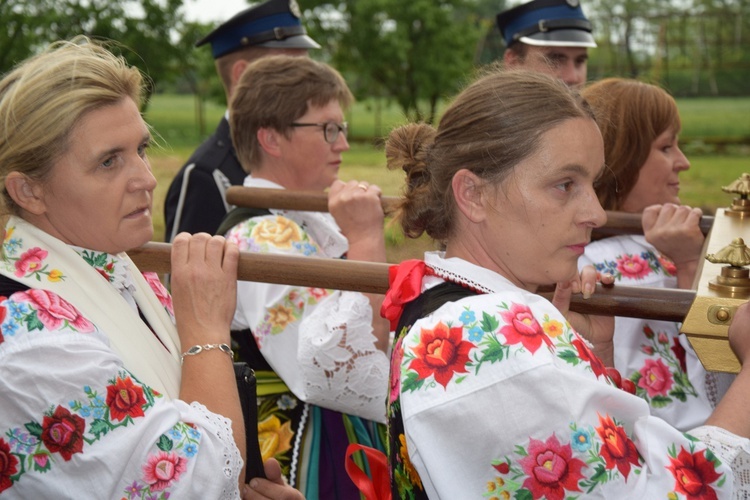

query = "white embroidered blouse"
[0, 217, 242, 499]
[392, 251, 750, 499]
[226, 177, 389, 424]
[579, 235, 734, 431]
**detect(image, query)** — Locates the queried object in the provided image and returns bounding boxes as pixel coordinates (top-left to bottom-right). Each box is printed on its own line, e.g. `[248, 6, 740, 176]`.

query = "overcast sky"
[182, 0, 250, 22]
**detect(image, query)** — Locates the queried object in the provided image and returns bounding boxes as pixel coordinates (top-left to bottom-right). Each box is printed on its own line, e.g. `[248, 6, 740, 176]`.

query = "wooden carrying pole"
[225, 187, 715, 237]
[129, 242, 693, 322]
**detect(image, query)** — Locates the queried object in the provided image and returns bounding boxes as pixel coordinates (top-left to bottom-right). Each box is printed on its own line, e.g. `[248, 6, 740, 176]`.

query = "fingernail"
[583, 283, 593, 299]
[250, 479, 258, 489]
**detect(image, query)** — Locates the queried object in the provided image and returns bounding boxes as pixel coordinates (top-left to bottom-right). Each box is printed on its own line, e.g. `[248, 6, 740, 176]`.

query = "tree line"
[2, 0, 749, 125]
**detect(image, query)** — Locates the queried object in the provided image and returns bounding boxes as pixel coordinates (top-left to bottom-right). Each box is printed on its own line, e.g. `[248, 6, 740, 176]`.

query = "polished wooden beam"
[225, 186, 714, 236]
[129, 242, 693, 321]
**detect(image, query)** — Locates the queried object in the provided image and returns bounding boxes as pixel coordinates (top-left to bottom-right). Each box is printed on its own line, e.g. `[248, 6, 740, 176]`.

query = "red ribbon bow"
[380, 259, 427, 331]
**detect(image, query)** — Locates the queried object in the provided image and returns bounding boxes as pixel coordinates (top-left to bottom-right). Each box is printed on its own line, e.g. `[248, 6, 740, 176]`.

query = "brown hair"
[386, 67, 594, 243]
[230, 55, 353, 172]
[0, 37, 144, 215]
[582, 78, 681, 210]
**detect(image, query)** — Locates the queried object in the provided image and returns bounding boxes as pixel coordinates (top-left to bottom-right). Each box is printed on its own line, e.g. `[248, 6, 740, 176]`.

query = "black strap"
[0, 274, 30, 296]
[396, 281, 479, 335]
[239, 25, 308, 47]
[216, 206, 272, 236]
[217, 207, 272, 481]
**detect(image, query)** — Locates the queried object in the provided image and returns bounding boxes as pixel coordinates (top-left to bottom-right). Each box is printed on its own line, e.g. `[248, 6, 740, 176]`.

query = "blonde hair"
[0, 37, 144, 215]
[230, 55, 353, 172]
[386, 68, 594, 243]
[582, 78, 681, 210]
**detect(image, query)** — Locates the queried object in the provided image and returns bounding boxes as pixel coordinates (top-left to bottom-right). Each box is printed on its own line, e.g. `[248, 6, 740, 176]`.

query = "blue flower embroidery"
[459, 310, 476, 324]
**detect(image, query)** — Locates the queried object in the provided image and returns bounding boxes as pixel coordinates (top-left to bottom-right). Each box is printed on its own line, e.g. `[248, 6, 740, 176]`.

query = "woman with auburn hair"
[381, 68, 750, 498]
[579, 78, 733, 431]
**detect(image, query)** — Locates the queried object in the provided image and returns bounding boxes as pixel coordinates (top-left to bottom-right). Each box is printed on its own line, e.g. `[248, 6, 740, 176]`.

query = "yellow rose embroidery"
[543, 319, 564, 338]
[257, 415, 294, 462]
[47, 269, 63, 282]
[268, 305, 295, 329]
[399, 434, 423, 488]
[251, 216, 302, 249]
[4, 226, 14, 243]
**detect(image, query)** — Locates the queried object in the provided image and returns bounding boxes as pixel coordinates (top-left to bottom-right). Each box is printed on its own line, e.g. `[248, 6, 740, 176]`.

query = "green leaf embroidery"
[480, 311, 499, 332]
[157, 434, 174, 452]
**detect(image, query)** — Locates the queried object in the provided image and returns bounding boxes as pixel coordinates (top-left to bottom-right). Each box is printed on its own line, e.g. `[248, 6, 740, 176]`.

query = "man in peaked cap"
[164, 0, 320, 241]
[496, 0, 596, 88]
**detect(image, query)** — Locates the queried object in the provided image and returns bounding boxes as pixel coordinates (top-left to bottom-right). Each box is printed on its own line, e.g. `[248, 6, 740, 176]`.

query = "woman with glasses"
[222, 54, 389, 498]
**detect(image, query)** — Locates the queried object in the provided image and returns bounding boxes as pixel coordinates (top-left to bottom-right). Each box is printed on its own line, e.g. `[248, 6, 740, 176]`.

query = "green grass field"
[146, 93, 750, 261]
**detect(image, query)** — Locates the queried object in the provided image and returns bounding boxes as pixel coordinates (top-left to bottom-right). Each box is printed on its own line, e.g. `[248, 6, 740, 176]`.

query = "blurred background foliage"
[3, 0, 750, 118]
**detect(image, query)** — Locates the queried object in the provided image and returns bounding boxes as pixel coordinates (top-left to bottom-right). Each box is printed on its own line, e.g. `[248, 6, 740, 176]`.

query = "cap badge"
[289, 0, 302, 18]
[566, 0, 580, 6]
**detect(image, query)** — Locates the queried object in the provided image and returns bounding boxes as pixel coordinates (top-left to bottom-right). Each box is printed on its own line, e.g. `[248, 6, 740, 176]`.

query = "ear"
[230, 59, 250, 89]
[503, 49, 519, 67]
[452, 169, 487, 223]
[256, 127, 283, 159]
[5, 172, 47, 215]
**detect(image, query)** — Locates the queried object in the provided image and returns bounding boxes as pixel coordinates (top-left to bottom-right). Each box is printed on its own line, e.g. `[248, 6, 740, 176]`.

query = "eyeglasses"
[290, 121, 348, 144]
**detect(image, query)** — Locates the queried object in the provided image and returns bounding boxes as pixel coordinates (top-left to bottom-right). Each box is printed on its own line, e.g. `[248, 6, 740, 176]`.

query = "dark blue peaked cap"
[196, 0, 320, 59]
[496, 0, 596, 48]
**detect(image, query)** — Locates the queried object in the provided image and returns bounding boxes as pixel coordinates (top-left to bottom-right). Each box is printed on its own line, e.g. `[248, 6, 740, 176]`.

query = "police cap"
[196, 0, 321, 59]
[496, 0, 596, 48]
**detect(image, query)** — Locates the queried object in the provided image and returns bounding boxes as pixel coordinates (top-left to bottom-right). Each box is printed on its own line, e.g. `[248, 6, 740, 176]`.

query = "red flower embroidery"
[667, 447, 721, 500]
[572, 338, 607, 379]
[595, 414, 640, 479]
[493, 461, 510, 475]
[657, 254, 677, 276]
[500, 303, 549, 353]
[638, 358, 674, 398]
[41, 406, 85, 461]
[142, 451, 187, 491]
[16, 289, 94, 332]
[0, 297, 6, 346]
[518, 434, 585, 500]
[672, 337, 688, 373]
[143, 272, 174, 316]
[616, 254, 651, 280]
[14, 247, 48, 277]
[308, 288, 328, 300]
[643, 325, 655, 339]
[0, 438, 18, 493]
[107, 376, 147, 422]
[408, 322, 473, 388]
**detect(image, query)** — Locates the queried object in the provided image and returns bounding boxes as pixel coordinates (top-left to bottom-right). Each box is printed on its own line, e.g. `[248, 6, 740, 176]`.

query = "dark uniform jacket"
[163, 117, 247, 241]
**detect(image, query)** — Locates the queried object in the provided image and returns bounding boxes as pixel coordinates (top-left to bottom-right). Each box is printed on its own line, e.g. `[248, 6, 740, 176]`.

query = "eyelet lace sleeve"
[690, 425, 750, 496]
[296, 290, 389, 423]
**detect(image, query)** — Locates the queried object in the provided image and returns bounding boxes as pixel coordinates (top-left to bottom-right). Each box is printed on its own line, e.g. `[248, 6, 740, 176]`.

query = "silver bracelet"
[180, 343, 233, 364]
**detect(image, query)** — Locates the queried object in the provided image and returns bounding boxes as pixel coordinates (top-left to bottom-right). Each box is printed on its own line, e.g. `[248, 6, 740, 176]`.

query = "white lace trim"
[289, 402, 308, 487]
[424, 251, 511, 294]
[297, 290, 389, 423]
[189, 401, 243, 500]
[690, 425, 750, 497]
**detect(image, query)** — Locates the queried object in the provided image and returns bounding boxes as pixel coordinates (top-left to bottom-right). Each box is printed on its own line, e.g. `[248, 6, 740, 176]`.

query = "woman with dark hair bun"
[381, 68, 750, 499]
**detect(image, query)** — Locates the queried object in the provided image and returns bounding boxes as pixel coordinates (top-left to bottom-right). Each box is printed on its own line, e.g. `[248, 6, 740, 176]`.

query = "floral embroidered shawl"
[0, 216, 181, 397]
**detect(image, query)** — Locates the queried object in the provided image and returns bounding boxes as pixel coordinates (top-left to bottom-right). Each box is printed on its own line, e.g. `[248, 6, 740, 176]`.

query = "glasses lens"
[324, 122, 339, 143]
[323, 122, 348, 143]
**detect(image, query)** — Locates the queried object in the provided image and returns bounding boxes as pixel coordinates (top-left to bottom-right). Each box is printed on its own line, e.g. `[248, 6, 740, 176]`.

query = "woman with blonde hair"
[0, 38, 300, 500]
